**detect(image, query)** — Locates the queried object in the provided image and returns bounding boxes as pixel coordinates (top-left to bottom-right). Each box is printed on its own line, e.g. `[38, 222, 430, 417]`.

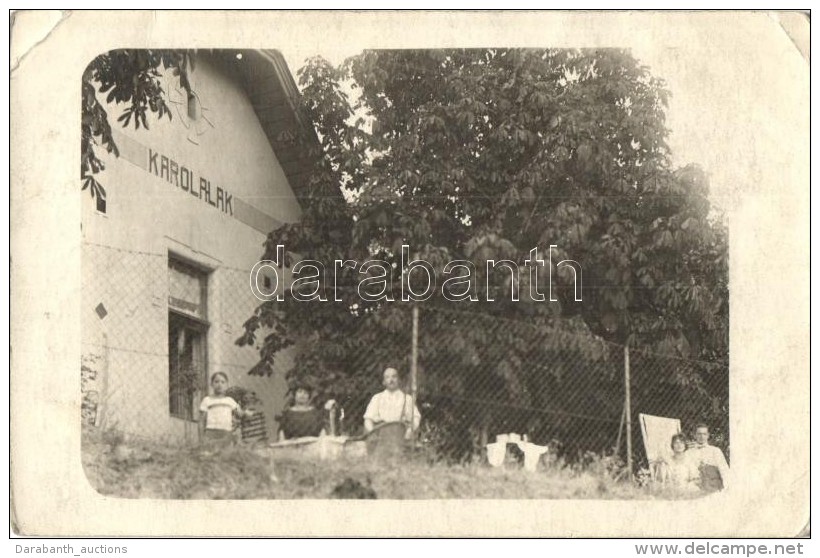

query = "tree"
[81, 49, 194, 200]
[240, 49, 729, 457]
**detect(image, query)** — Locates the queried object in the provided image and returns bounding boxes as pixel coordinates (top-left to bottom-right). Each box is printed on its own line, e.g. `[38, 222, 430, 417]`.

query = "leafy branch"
[81, 49, 195, 199]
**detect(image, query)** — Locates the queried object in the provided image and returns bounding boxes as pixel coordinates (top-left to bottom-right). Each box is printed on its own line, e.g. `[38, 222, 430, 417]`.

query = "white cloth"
[486, 442, 506, 467]
[363, 389, 421, 429]
[199, 396, 238, 431]
[485, 440, 549, 471]
[518, 442, 549, 472]
[688, 443, 730, 488]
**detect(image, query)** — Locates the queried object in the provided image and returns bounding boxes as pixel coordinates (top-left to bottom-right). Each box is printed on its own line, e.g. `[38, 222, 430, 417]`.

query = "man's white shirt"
[364, 389, 421, 429]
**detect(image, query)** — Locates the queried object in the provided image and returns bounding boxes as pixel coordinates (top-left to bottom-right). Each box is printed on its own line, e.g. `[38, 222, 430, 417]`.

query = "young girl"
[277, 383, 326, 441]
[199, 372, 245, 448]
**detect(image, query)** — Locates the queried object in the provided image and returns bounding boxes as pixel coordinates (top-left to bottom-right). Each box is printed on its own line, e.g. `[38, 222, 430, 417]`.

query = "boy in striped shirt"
[239, 391, 268, 446]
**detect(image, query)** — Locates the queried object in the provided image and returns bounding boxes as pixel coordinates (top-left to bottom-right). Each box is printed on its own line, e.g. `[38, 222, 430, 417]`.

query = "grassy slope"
[81, 429, 697, 500]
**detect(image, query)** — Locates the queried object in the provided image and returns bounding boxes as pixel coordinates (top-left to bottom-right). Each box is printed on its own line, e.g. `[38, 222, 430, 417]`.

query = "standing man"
[364, 367, 421, 439]
[688, 423, 730, 492]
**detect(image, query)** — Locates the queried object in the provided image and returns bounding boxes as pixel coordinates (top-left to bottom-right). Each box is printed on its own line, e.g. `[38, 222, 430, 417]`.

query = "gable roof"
[210, 49, 322, 206]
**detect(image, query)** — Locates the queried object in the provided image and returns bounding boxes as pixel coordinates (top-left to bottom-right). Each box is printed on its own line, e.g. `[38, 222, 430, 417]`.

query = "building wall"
[81, 53, 301, 443]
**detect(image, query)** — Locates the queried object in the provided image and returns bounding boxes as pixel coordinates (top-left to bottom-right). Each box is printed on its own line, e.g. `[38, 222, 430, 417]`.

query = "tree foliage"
[81, 49, 194, 199]
[238, 50, 729, 449]
[77, 47, 729, 458]
[236, 49, 729, 454]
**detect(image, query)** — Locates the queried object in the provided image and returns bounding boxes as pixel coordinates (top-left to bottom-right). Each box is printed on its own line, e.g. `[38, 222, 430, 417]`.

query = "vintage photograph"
[79, 45, 729, 500]
[10, 10, 808, 537]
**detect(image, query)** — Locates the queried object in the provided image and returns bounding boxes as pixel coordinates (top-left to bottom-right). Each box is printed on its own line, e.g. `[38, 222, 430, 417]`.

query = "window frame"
[167, 253, 211, 422]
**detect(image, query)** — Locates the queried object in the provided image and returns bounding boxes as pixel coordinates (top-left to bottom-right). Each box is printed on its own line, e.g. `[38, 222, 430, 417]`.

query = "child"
[199, 372, 245, 449]
[239, 391, 268, 446]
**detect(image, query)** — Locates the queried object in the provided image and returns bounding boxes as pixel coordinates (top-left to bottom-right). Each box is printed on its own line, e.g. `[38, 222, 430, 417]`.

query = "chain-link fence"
[413, 305, 624, 462]
[295, 302, 729, 469]
[81, 241, 293, 446]
[82, 240, 728, 473]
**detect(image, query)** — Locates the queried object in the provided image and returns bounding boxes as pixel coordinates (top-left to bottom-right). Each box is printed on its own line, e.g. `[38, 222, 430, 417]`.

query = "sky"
[277, 12, 808, 214]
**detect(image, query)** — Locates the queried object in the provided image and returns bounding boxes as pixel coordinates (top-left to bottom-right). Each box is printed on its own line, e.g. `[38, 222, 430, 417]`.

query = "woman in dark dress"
[277, 384, 326, 440]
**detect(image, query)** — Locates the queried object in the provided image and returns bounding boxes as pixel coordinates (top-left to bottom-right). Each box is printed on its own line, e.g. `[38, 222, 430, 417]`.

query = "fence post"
[410, 303, 419, 436]
[96, 332, 110, 430]
[624, 342, 633, 480]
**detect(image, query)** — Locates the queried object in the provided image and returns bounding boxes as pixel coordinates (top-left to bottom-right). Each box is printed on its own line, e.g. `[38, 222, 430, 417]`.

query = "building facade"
[81, 50, 314, 443]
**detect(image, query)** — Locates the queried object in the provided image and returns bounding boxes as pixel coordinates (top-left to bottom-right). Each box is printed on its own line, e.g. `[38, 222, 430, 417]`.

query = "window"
[168, 313, 207, 420]
[168, 256, 209, 420]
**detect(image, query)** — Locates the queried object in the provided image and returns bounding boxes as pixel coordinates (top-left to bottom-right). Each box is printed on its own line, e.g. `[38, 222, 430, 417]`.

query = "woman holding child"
[658, 434, 700, 492]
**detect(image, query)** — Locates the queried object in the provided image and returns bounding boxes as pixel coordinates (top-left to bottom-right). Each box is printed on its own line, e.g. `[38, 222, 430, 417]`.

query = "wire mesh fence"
[81, 240, 729, 472]
[81, 241, 293, 445]
[413, 305, 624, 462]
[310, 303, 729, 468]
[627, 345, 730, 461]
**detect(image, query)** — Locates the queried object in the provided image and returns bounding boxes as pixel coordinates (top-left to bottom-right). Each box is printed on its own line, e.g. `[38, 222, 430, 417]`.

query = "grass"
[81, 427, 699, 500]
